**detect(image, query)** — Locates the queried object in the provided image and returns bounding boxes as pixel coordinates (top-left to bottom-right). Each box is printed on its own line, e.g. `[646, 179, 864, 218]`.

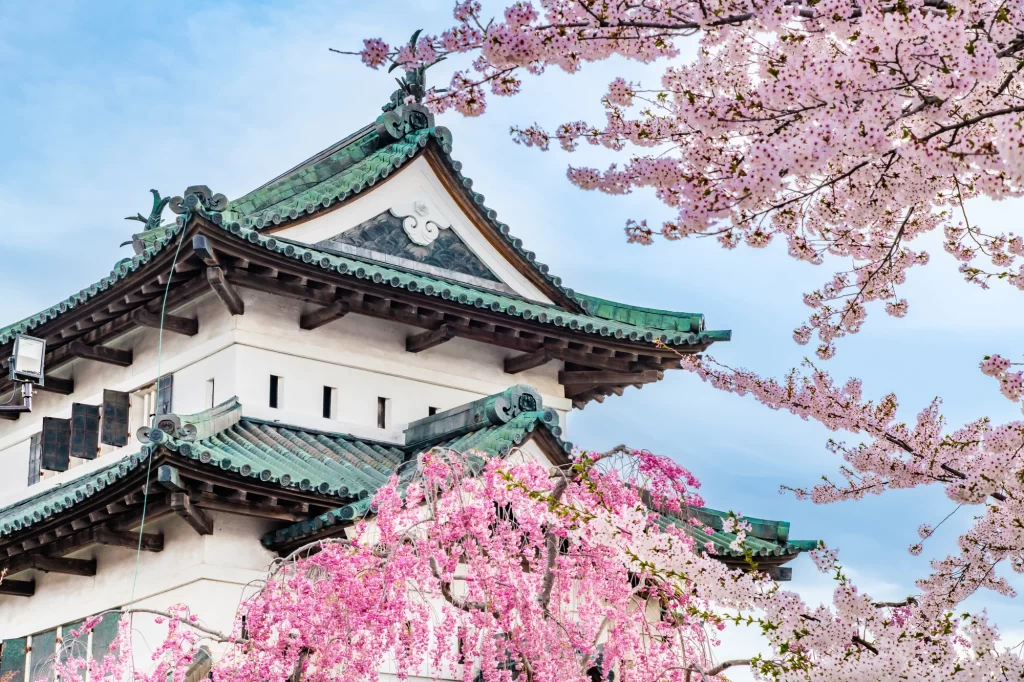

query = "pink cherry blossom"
[355, 0, 1024, 351]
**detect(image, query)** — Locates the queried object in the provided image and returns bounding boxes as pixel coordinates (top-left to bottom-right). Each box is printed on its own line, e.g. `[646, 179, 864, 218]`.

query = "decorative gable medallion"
[315, 210, 501, 285]
[389, 198, 451, 246]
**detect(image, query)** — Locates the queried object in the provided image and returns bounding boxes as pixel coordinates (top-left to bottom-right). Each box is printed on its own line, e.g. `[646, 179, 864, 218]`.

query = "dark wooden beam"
[0, 412, 20, 421]
[132, 308, 199, 336]
[406, 324, 457, 353]
[36, 376, 74, 395]
[0, 579, 34, 597]
[95, 527, 164, 552]
[546, 344, 633, 372]
[195, 493, 310, 522]
[300, 301, 350, 331]
[558, 370, 662, 387]
[192, 235, 219, 266]
[68, 341, 133, 367]
[504, 349, 553, 374]
[170, 493, 214, 535]
[30, 555, 97, 576]
[206, 268, 244, 316]
[227, 270, 335, 306]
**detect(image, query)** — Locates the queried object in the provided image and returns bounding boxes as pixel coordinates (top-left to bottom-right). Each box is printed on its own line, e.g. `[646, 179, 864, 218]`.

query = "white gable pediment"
[266, 156, 554, 304]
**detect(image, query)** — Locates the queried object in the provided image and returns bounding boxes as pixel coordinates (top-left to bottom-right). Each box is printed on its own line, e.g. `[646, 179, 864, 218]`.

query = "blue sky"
[3, 0, 1023, 669]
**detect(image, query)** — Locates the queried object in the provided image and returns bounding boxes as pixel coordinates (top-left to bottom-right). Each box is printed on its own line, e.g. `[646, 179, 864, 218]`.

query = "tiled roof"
[659, 506, 819, 559]
[0, 453, 147, 539]
[222, 125, 587, 310]
[0, 397, 403, 539]
[220, 220, 730, 346]
[263, 405, 573, 549]
[0, 387, 812, 570]
[0, 213, 730, 349]
[0, 120, 730, 349]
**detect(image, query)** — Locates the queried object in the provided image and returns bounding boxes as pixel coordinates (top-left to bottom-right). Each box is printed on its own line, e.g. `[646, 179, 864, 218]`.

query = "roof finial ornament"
[125, 189, 171, 231]
[169, 185, 229, 226]
[376, 33, 438, 143]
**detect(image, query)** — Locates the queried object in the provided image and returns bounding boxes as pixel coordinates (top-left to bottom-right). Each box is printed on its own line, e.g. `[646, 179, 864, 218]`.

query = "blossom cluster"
[48, 445, 1024, 682]
[357, 0, 1024, 352]
[683, 351, 1024, 617]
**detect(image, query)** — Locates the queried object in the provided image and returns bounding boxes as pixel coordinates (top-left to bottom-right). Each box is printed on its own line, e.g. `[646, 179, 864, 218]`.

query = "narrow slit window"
[323, 386, 338, 420]
[205, 379, 216, 409]
[428, 406, 439, 416]
[269, 375, 281, 409]
[377, 397, 389, 429]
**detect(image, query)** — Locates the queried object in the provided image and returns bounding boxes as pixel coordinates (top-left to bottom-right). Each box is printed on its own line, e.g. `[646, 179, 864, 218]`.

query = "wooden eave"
[0, 450, 349, 595]
[0, 218, 705, 411]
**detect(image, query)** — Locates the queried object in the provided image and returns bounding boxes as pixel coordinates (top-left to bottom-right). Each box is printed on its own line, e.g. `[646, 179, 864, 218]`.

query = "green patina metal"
[0, 113, 732, 350]
[575, 294, 705, 334]
[0, 214, 731, 348]
[658, 507, 819, 560]
[0, 387, 811, 566]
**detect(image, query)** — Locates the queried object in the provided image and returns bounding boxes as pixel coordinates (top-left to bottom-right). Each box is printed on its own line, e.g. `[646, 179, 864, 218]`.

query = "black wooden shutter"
[40, 417, 71, 472]
[70, 403, 100, 460]
[100, 389, 131, 447]
[156, 375, 173, 416]
[27, 433, 41, 485]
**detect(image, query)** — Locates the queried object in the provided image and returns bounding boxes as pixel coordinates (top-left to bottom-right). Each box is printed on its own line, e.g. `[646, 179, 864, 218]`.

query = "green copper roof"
[220, 125, 587, 309]
[217, 220, 730, 347]
[0, 216, 730, 348]
[0, 452, 148, 538]
[0, 119, 731, 349]
[0, 386, 811, 572]
[575, 294, 704, 334]
[659, 506, 819, 559]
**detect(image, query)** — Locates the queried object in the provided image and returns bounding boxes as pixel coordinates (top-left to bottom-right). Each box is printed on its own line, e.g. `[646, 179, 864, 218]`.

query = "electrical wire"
[127, 217, 190, 609]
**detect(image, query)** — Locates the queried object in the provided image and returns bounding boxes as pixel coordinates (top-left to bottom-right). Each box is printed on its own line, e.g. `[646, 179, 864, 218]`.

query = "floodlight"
[10, 335, 45, 385]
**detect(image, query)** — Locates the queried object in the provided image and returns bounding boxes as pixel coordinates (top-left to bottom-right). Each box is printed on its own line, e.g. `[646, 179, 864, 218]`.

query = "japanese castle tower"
[0, 74, 813, 680]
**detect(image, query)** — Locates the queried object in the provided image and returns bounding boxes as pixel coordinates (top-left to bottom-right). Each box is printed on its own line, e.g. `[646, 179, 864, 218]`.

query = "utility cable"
[128, 218, 190, 609]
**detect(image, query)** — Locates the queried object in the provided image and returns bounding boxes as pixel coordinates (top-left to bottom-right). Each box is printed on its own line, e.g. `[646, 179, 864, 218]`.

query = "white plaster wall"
[0, 285, 568, 509]
[231, 288, 567, 438]
[269, 156, 555, 305]
[0, 512, 275, 640]
[0, 439, 29, 495]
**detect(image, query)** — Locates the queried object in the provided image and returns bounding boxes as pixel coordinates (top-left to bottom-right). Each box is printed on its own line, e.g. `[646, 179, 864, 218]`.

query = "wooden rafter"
[169, 493, 214, 536]
[504, 349, 553, 374]
[35, 376, 75, 395]
[558, 369, 662, 387]
[30, 555, 96, 576]
[300, 300, 350, 331]
[94, 528, 164, 552]
[131, 308, 199, 336]
[205, 267, 244, 316]
[406, 324, 457, 353]
[0, 579, 34, 597]
[68, 341, 133, 367]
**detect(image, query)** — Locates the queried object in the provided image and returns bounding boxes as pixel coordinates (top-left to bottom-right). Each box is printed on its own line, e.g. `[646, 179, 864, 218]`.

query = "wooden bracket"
[406, 324, 457, 353]
[300, 301, 350, 331]
[30, 555, 97, 576]
[0, 578, 34, 597]
[192, 235, 219, 267]
[558, 369, 662, 387]
[504, 349, 553, 374]
[132, 308, 199, 336]
[68, 341, 133, 367]
[206, 268, 244, 316]
[35, 376, 75, 395]
[94, 527, 164, 552]
[157, 465, 187, 491]
[169, 493, 214, 535]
